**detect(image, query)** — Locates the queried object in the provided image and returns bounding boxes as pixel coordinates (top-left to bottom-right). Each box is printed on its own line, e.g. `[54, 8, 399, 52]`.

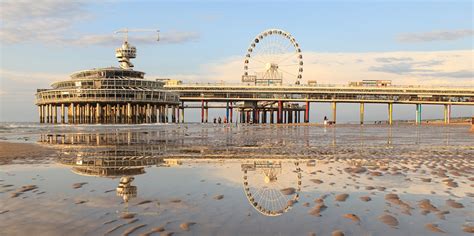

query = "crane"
[115, 28, 160, 43]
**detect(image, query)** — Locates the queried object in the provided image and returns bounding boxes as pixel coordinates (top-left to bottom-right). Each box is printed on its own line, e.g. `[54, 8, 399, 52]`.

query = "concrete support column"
[60, 104, 65, 124]
[53, 104, 57, 124]
[230, 103, 233, 123]
[226, 101, 230, 123]
[305, 101, 310, 123]
[158, 106, 163, 123]
[332, 102, 337, 124]
[70, 103, 75, 124]
[444, 104, 451, 124]
[416, 104, 422, 125]
[164, 104, 169, 123]
[176, 105, 180, 123]
[74, 104, 79, 124]
[253, 109, 258, 124]
[38, 105, 43, 123]
[360, 103, 364, 125]
[171, 105, 176, 123]
[287, 110, 293, 124]
[201, 100, 205, 123]
[96, 103, 101, 124]
[133, 104, 138, 123]
[205, 102, 209, 123]
[45, 104, 49, 123]
[85, 103, 90, 124]
[152, 104, 157, 123]
[115, 104, 120, 123]
[125, 103, 131, 123]
[37, 106, 41, 123]
[180, 102, 185, 123]
[277, 101, 283, 123]
[388, 103, 393, 125]
[146, 104, 151, 123]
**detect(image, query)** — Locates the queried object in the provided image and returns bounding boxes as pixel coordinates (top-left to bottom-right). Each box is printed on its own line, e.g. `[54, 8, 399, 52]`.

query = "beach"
[0, 123, 473, 235]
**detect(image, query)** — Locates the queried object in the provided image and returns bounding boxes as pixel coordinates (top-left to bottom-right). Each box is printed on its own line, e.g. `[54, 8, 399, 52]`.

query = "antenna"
[115, 28, 160, 42]
[114, 28, 160, 69]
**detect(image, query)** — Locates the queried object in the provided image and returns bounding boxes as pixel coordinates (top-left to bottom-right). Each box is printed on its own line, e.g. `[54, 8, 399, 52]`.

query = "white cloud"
[164, 50, 474, 86]
[0, 0, 90, 43]
[397, 29, 474, 43]
[64, 31, 200, 46]
[0, 1, 199, 45]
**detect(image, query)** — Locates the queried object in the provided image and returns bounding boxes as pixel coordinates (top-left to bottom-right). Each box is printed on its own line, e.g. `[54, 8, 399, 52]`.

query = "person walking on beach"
[218, 117, 222, 124]
[324, 116, 328, 125]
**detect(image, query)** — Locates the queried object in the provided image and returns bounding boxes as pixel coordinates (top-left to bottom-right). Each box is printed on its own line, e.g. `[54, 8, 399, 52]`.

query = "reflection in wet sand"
[242, 160, 302, 216]
[0, 124, 473, 235]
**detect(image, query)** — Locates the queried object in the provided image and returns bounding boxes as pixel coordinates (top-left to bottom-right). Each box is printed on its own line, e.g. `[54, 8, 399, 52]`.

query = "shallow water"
[1, 123, 473, 235]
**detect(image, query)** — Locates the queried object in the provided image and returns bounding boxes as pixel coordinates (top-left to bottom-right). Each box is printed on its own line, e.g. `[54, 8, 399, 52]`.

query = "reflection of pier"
[41, 131, 166, 206]
[242, 161, 301, 217]
[39, 130, 180, 149]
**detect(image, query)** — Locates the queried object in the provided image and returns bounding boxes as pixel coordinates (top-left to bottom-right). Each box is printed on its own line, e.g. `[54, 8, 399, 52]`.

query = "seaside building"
[35, 41, 180, 124]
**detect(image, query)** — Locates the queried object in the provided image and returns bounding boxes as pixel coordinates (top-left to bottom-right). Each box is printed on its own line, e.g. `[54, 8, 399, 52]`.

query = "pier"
[35, 28, 474, 125]
[164, 82, 474, 125]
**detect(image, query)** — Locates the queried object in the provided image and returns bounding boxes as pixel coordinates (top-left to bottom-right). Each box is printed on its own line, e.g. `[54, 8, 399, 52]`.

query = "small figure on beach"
[213, 118, 217, 123]
[324, 116, 328, 125]
[218, 117, 222, 124]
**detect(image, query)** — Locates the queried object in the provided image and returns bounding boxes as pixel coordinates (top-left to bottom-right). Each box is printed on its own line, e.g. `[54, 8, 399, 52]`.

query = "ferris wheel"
[242, 161, 302, 216]
[242, 29, 303, 86]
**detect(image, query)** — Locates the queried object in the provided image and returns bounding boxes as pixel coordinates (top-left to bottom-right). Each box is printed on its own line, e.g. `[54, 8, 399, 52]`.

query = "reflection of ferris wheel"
[242, 29, 303, 86]
[242, 161, 302, 217]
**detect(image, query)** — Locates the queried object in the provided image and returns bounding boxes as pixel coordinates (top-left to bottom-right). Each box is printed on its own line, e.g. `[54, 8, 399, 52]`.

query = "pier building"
[35, 41, 180, 124]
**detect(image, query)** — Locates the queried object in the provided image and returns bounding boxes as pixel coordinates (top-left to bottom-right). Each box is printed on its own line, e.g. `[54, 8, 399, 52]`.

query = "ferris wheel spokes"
[242, 29, 303, 85]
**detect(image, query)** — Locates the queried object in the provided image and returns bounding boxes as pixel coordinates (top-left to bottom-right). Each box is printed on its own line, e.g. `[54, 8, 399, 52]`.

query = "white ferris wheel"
[242, 29, 303, 86]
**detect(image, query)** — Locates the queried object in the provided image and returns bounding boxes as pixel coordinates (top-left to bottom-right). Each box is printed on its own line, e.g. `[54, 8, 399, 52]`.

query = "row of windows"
[37, 90, 179, 103]
[52, 79, 164, 90]
[70, 70, 144, 80]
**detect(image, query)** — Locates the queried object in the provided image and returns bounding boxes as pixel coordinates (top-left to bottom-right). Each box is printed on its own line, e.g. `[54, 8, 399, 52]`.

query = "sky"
[0, 0, 473, 122]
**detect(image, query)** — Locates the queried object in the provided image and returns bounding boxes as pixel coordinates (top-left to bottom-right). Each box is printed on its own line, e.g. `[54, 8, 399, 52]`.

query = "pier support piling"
[388, 103, 393, 125]
[444, 104, 451, 124]
[305, 101, 310, 123]
[332, 102, 337, 124]
[416, 104, 422, 125]
[226, 101, 230, 123]
[205, 102, 209, 123]
[277, 101, 283, 123]
[360, 103, 364, 125]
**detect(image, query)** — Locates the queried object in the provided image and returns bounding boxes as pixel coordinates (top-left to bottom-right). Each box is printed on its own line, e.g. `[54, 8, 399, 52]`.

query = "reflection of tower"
[242, 161, 301, 217]
[116, 176, 137, 203]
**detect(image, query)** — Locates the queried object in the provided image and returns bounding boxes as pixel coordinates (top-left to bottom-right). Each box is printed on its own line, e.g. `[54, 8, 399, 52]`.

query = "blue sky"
[0, 0, 472, 122]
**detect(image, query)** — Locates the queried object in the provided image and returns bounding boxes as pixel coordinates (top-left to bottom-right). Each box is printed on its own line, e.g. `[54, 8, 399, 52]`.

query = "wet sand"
[0, 124, 473, 235]
[0, 142, 56, 165]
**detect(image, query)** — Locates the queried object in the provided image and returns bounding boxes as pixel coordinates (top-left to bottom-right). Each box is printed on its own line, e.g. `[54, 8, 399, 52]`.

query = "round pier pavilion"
[35, 41, 180, 124]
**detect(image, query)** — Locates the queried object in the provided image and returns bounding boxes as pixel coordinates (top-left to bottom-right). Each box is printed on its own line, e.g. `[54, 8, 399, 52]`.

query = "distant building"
[349, 80, 392, 87]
